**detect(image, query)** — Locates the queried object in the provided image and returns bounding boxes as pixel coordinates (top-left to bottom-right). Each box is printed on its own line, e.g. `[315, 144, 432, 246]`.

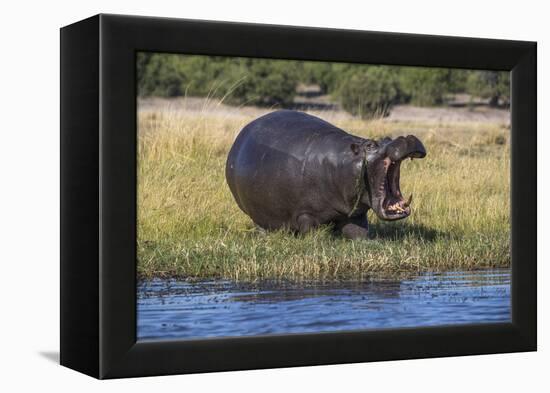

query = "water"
[137, 269, 510, 341]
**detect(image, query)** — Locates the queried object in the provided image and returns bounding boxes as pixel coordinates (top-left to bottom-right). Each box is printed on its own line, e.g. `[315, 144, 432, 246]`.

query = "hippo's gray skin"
[226, 110, 426, 239]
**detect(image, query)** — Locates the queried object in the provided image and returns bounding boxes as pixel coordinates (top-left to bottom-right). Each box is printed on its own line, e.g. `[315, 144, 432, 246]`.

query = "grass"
[137, 101, 510, 281]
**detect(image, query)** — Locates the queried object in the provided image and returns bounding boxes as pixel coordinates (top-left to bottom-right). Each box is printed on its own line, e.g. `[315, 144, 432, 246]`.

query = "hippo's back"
[226, 110, 357, 230]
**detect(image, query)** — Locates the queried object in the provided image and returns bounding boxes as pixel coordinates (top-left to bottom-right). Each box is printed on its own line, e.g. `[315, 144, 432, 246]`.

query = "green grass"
[137, 106, 510, 281]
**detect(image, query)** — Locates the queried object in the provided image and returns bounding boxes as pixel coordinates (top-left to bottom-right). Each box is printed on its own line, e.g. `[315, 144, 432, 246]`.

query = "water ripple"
[137, 269, 511, 341]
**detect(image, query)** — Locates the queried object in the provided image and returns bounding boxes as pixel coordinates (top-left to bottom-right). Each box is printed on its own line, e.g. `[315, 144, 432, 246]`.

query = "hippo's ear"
[350, 143, 361, 155]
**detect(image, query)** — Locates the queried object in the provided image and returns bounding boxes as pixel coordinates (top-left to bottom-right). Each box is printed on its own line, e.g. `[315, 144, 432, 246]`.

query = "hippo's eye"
[365, 141, 378, 151]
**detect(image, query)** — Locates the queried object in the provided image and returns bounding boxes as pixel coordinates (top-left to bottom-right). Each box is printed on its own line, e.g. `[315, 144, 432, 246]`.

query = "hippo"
[225, 110, 426, 239]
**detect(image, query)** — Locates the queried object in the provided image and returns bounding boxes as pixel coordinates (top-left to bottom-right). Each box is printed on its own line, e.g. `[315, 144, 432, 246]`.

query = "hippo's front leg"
[296, 213, 320, 234]
[338, 215, 369, 240]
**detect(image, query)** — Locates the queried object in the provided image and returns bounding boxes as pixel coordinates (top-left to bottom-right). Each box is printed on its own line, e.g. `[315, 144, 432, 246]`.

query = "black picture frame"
[60, 13, 536, 379]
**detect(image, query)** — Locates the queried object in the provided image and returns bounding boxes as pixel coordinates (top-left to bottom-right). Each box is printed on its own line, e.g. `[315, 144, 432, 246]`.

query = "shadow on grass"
[369, 222, 446, 242]
[241, 221, 446, 243]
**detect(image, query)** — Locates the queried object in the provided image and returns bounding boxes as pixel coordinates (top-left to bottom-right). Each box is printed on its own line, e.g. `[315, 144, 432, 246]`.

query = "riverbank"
[137, 98, 510, 281]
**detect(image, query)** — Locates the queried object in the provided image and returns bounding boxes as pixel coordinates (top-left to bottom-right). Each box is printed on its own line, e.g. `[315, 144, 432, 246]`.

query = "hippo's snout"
[406, 135, 427, 158]
[385, 135, 426, 161]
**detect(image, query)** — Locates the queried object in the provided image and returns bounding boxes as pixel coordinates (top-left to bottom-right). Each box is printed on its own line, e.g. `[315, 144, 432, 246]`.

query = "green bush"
[336, 67, 399, 118]
[301, 62, 341, 93]
[136, 52, 510, 115]
[466, 71, 510, 106]
[137, 53, 189, 97]
[137, 54, 298, 107]
[399, 68, 455, 106]
[228, 59, 299, 107]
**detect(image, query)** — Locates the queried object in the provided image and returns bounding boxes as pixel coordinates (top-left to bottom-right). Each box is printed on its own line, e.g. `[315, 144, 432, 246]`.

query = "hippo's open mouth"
[379, 157, 413, 220]
[369, 135, 426, 221]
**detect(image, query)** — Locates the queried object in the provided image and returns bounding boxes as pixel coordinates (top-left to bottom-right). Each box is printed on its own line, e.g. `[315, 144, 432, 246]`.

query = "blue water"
[137, 269, 510, 341]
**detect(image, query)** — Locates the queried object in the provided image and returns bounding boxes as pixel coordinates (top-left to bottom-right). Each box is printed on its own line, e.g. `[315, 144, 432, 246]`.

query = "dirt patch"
[386, 104, 510, 125]
[138, 96, 510, 126]
[137, 96, 355, 123]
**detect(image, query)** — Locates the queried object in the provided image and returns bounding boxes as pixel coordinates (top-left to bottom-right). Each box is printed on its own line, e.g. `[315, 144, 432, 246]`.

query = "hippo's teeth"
[387, 202, 405, 213]
[403, 194, 413, 207]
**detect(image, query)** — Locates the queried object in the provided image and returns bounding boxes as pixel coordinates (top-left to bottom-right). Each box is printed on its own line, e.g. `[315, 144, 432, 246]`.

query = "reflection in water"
[137, 269, 510, 341]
